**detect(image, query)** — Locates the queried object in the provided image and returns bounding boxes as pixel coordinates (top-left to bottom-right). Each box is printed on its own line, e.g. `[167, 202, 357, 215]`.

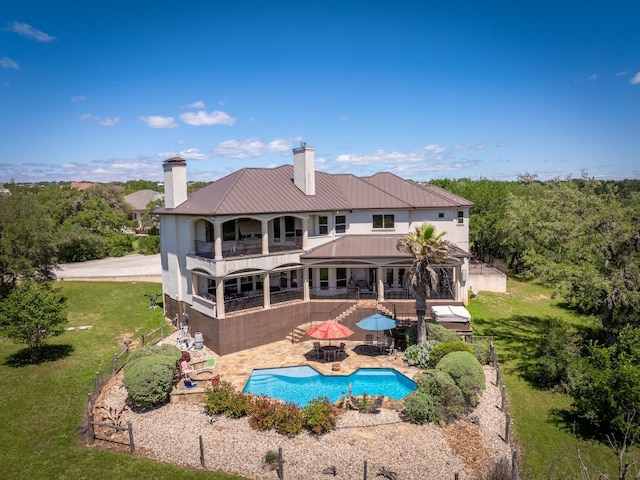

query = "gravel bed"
[94, 364, 511, 480]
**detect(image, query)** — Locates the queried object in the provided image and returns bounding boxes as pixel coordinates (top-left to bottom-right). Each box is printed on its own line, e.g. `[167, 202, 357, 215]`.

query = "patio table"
[320, 345, 339, 361]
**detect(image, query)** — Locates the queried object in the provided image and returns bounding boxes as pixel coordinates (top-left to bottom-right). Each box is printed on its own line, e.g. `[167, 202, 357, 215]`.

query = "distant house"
[69, 181, 96, 191]
[155, 143, 474, 354]
[124, 189, 164, 230]
[0, 183, 10, 196]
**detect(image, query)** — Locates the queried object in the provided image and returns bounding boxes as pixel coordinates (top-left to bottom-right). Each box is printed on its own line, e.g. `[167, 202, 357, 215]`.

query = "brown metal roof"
[301, 235, 470, 261]
[155, 165, 474, 216]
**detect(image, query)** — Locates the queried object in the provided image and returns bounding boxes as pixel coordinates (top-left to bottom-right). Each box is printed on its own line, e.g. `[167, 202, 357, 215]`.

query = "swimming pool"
[242, 366, 417, 407]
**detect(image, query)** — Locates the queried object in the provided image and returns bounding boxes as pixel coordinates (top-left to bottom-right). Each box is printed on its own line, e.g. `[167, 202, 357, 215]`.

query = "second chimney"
[292, 142, 315, 196]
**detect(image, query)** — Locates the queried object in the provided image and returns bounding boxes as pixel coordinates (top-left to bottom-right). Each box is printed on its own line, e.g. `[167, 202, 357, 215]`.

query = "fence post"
[501, 385, 507, 411]
[364, 460, 368, 480]
[141, 334, 145, 347]
[199, 434, 205, 467]
[454, 472, 459, 480]
[495, 363, 501, 386]
[87, 393, 95, 445]
[128, 422, 134, 453]
[112, 353, 118, 375]
[511, 448, 520, 480]
[505, 412, 511, 444]
[277, 446, 283, 480]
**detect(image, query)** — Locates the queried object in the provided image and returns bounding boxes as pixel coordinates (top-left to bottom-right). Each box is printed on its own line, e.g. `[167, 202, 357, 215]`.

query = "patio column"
[213, 221, 223, 260]
[261, 219, 269, 255]
[215, 278, 225, 318]
[301, 216, 309, 250]
[303, 267, 310, 301]
[377, 266, 384, 302]
[262, 273, 271, 309]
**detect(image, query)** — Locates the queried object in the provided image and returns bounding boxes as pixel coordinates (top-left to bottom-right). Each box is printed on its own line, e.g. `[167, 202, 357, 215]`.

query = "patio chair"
[313, 341, 322, 359]
[382, 337, 395, 355]
[337, 342, 347, 359]
[364, 334, 374, 353]
[180, 359, 194, 379]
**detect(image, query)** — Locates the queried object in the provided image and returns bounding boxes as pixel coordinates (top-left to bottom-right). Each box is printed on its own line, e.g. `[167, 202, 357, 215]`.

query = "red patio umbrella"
[306, 319, 354, 343]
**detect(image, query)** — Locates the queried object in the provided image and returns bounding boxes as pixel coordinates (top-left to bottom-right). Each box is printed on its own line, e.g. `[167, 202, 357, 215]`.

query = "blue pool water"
[242, 366, 417, 407]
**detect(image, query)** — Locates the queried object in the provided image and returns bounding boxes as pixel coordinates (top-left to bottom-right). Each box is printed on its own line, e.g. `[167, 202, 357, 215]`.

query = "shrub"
[205, 381, 238, 415]
[429, 341, 474, 367]
[225, 392, 253, 419]
[403, 340, 438, 368]
[303, 397, 338, 435]
[127, 343, 181, 364]
[436, 351, 486, 408]
[249, 396, 281, 431]
[273, 402, 304, 436]
[417, 370, 467, 421]
[56, 227, 106, 262]
[470, 339, 492, 365]
[105, 232, 134, 257]
[138, 235, 160, 255]
[402, 388, 439, 424]
[427, 323, 463, 343]
[531, 322, 579, 391]
[123, 351, 179, 409]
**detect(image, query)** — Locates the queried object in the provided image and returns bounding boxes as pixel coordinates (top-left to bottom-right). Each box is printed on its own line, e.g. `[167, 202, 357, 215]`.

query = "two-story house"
[156, 143, 474, 355]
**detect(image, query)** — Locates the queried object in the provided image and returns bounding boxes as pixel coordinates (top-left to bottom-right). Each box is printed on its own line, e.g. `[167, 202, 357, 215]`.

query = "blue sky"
[1, 1, 639, 184]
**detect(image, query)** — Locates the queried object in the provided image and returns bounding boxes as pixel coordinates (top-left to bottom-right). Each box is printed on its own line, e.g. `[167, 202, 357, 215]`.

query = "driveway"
[54, 254, 162, 283]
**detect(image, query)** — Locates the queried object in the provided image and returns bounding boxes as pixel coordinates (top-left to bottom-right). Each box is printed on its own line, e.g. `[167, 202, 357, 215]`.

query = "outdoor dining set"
[306, 313, 397, 361]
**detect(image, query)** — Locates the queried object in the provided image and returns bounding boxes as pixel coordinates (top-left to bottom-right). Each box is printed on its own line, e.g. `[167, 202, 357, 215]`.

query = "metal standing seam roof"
[155, 165, 474, 216]
[300, 235, 471, 261]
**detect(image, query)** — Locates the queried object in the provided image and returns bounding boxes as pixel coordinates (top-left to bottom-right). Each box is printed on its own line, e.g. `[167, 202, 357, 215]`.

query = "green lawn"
[0, 281, 245, 480]
[0, 279, 624, 479]
[468, 278, 620, 479]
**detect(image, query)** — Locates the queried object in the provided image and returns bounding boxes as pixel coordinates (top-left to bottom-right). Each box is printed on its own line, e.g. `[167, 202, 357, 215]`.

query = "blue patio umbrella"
[356, 313, 397, 332]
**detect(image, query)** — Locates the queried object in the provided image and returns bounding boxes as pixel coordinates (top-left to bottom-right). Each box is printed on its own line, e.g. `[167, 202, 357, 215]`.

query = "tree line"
[430, 173, 640, 452]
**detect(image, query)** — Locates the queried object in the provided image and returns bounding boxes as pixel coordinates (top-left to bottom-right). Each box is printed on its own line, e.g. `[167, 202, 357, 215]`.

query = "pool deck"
[213, 339, 422, 393]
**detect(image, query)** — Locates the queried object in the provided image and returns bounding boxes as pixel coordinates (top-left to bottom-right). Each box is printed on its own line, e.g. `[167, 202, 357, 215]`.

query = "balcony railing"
[194, 238, 303, 259]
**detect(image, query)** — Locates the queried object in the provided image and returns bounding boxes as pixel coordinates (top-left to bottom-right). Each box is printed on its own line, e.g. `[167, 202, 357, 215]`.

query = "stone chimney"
[163, 157, 187, 208]
[292, 142, 315, 196]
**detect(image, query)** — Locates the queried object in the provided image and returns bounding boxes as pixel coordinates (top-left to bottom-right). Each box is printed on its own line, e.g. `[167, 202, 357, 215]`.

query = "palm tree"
[397, 223, 455, 343]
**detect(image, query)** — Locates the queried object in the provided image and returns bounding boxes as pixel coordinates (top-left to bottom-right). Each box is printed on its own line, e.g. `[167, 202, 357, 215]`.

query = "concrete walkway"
[54, 254, 162, 283]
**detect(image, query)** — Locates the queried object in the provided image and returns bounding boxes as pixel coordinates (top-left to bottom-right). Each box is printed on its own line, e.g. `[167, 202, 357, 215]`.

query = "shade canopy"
[356, 313, 397, 332]
[306, 320, 354, 340]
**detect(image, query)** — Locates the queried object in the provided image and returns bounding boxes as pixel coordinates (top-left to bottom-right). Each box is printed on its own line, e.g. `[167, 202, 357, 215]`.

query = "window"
[373, 214, 394, 229]
[457, 211, 464, 225]
[205, 222, 214, 242]
[398, 268, 406, 286]
[309, 268, 313, 288]
[240, 276, 253, 292]
[224, 278, 238, 295]
[438, 212, 444, 219]
[335, 215, 346, 234]
[386, 268, 394, 287]
[285, 216, 296, 237]
[273, 218, 281, 239]
[336, 268, 347, 288]
[222, 221, 236, 241]
[318, 215, 328, 235]
[320, 268, 329, 290]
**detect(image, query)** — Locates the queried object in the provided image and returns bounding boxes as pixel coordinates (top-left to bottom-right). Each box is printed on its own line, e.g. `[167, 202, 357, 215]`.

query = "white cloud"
[267, 138, 293, 152]
[186, 100, 205, 108]
[212, 138, 266, 158]
[158, 148, 209, 161]
[70, 96, 86, 102]
[180, 110, 236, 126]
[588, 73, 597, 81]
[424, 144, 447, 154]
[6, 22, 55, 42]
[631, 72, 640, 85]
[140, 115, 178, 129]
[80, 114, 120, 126]
[0, 57, 20, 69]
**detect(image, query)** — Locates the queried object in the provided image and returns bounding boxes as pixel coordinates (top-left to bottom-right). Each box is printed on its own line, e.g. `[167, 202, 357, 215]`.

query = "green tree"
[396, 223, 455, 343]
[0, 281, 68, 363]
[506, 174, 640, 336]
[0, 190, 57, 296]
